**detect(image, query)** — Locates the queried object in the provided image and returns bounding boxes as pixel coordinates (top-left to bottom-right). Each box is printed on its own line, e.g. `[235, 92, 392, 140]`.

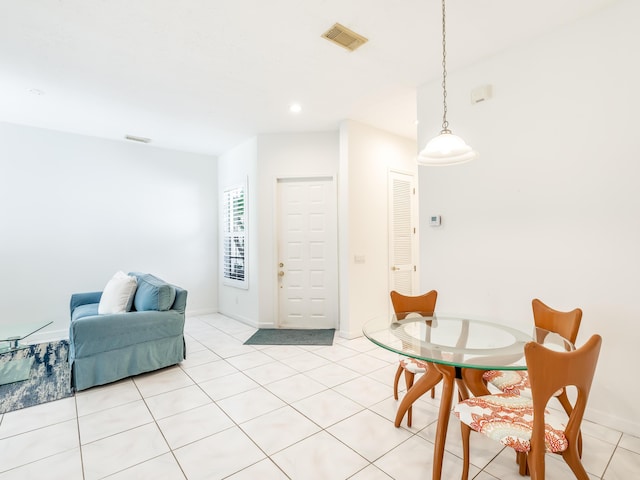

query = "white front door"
[388, 170, 417, 296]
[277, 177, 338, 329]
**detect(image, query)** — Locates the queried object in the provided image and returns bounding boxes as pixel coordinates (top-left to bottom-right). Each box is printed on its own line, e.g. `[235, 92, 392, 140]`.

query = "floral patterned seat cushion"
[453, 394, 568, 453]
[483, 370, 530, 395]
[483, 370, 563, 398]
[399, 357, 428, 374]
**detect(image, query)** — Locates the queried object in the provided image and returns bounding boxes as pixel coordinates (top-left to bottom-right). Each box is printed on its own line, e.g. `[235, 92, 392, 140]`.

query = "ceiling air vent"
[322, 23, 368, 52]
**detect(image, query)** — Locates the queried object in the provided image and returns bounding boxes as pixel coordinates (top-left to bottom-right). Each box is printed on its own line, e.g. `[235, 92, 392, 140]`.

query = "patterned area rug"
[244, 328, 335, 346]
[0, 340, 73, 414]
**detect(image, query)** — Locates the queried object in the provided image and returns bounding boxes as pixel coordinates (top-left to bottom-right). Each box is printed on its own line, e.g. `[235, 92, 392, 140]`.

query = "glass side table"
[0, 321, 53, 385]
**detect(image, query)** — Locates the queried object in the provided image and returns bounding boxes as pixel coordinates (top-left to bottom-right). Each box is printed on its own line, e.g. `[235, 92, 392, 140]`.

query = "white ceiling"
[0, 0, 618, 156]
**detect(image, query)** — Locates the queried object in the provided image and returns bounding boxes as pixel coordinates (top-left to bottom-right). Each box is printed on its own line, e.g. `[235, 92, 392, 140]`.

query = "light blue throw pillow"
[132, 273, 176, 311]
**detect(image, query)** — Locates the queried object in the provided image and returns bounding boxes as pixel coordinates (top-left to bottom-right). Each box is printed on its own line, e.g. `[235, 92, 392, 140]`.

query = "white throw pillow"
[98, 271, 138, 314]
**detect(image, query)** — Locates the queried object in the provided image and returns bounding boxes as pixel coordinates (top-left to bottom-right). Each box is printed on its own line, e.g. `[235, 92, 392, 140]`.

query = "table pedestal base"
[394, 365, 443, 427]
[395, 363, 493, 480]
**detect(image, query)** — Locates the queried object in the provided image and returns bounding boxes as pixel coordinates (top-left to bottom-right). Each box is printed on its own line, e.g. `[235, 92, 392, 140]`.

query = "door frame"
[273, 174, 339, 329]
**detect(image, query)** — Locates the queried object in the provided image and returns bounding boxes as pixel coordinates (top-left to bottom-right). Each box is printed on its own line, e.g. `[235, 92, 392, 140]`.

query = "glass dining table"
[363, 313, 572, 480]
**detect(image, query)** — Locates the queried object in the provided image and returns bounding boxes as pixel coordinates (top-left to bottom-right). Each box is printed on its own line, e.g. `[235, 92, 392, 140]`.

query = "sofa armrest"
[172, 287, 188, 314]
[70, 292, 103, 315]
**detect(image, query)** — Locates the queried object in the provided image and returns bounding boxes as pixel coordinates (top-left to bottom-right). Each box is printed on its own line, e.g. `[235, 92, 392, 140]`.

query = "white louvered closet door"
[389, 171, 417, 296]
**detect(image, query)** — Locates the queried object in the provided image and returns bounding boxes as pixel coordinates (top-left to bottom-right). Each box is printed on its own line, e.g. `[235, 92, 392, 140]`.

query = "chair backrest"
[526, 334, 602, 450]
[532, 298, 582, 345]
[390, 290, 437, 320]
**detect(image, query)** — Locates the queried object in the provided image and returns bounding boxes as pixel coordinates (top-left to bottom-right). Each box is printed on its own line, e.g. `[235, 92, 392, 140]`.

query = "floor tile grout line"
[132, 372, 190, 480]
[177, 350, 297, 479]
[73, 394, 87, 479]
[182, 331, 427, 477]
[3, 313, 635, 479]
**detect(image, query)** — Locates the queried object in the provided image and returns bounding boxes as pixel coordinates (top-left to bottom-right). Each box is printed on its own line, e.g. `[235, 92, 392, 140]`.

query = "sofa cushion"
[98, 271, 138, 314]
[72, 303, 99, 322]
[133, 273, 176, 311]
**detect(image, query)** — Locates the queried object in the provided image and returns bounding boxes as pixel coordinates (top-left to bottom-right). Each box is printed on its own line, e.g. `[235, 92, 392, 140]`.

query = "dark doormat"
[0, 340, 73, 414]
[244, 328, 335, 346]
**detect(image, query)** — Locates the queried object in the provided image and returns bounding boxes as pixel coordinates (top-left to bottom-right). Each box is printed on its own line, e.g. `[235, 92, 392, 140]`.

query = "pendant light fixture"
[418, 0, 477, 166]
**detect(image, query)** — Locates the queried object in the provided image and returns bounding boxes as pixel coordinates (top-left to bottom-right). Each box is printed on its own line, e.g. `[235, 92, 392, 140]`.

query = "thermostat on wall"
[429, 215, 441, 226]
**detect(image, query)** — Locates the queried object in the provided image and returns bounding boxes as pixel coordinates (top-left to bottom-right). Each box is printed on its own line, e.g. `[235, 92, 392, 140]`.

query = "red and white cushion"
[483, 370, 563, 398]
[399, 357, 428, 374]
[483, 370, 530, 395]
[453, 394, 568, 453]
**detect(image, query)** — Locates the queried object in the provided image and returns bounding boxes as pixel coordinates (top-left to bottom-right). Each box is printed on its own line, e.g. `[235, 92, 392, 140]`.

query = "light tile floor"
[1, 313, 638, 479]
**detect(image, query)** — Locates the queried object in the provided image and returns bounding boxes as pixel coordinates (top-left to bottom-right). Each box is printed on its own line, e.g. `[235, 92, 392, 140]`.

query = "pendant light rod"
[440, 0, 449, 134]
[417, 0, 477, 166]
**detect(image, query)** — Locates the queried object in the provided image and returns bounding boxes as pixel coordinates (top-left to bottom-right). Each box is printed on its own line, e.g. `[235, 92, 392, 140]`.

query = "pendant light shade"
[418, 0, 477, 166]
[418, 131, 476, 166]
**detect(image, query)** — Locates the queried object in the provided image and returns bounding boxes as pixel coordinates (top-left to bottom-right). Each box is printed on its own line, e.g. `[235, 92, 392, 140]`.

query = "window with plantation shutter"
[222, 183, 248, 288]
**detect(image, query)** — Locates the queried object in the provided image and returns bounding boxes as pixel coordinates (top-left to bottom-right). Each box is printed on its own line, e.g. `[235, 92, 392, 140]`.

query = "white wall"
[256, 132, 340, 327]
[0, 121, 218, 339]
[217, 138, 259, 324]
[417, 0, 639, 434]
[339, 120, 417, 338]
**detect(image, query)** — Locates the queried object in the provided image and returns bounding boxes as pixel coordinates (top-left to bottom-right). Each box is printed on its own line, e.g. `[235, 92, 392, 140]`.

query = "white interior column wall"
[217, 138, 259, 325]
[339, 120, 417, 338]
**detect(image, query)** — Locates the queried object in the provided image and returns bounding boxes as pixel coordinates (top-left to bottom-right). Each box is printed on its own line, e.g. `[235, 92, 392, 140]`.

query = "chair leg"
[557, 390, 583, 457]
[527, 445, 544, 480]
[556, 389, 573, 416]
[460, 421, 471, 480]
[517, 452, 529, 476]
[393, 363, 403, 400]
[578, 431, 583, 458]
[404, 369, 415, 427]
[562, 447, 590, 480]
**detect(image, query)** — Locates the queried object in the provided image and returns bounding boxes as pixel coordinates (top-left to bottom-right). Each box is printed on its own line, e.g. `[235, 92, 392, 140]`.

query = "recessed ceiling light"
[289, 103, 302, 114]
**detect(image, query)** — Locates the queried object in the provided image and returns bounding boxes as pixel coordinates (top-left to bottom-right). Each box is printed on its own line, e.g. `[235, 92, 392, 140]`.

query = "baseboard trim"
[585, 406, 638, 437]
[338, 330, 362, 340]
[185, 308, 217, 317]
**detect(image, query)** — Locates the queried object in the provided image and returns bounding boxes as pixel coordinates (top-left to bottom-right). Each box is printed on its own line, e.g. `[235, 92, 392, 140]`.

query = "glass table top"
[363, 314, 572, 370]
[0, 321, 53, 352]
[0, 321, 53, 385]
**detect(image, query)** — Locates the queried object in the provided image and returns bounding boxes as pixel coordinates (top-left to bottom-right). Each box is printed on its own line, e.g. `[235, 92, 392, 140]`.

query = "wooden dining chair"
[483, 299, 582, 403]
[481, 298, 583, 473]
[454, 334, 602, 480]
[389, 289, 438, 427]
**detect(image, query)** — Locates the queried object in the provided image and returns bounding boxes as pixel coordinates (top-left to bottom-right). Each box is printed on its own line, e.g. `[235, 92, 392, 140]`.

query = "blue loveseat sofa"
[69, 272, 187, 391]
